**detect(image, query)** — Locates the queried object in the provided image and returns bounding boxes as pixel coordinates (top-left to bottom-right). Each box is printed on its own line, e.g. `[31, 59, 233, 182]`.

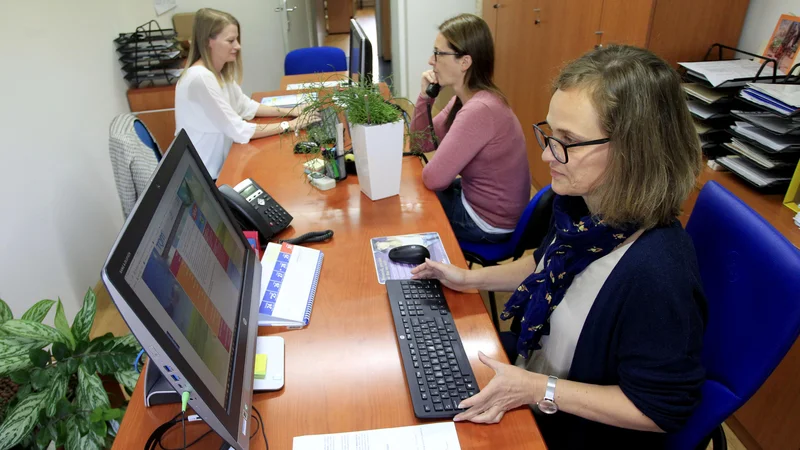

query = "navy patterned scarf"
[501, 195, 637, 360]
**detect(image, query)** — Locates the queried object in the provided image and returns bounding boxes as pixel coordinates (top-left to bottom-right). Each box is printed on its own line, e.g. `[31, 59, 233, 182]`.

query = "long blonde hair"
[182, 8, 243, 85]
[553, 45, 702, 230]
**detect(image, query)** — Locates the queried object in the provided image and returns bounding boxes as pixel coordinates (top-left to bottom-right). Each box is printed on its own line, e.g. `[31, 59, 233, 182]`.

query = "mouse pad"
[370, 232, 450, 284]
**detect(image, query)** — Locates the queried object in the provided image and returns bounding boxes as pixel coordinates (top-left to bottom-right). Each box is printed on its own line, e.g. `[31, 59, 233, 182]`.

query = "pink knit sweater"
[411, 91, 530, 229]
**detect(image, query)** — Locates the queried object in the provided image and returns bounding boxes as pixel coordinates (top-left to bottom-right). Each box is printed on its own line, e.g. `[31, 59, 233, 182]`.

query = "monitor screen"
[123, 152, 245, 404]
[103, 130, 260, 449]
[348, 18, 373, 84]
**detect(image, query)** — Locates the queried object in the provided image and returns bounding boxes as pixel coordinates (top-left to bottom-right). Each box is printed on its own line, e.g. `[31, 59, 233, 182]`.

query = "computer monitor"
[348, 18, 373, 84]
[102, 129, 261, 450]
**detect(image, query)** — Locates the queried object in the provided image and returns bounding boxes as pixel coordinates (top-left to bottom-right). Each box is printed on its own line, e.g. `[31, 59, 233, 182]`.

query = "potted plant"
[294, 78, 408, 200]
[0, 288, 142, 450]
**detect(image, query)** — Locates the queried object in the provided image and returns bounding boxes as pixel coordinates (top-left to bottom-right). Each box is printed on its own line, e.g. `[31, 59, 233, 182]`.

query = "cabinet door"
[598, 0, 654, 48]
[493, 0, 603, 188]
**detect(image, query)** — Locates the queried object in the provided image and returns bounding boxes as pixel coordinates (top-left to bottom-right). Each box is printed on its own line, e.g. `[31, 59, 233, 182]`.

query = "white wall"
[389, 0, 478, 100]
[0, 0, 286, 320]
[738, 0, 800, 57]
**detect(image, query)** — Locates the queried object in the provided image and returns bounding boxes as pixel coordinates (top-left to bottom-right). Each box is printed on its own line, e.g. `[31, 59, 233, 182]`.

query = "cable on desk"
[145, 411, 263, 450]
[277, 230, 333, 245]
[253, 406, 268, 450]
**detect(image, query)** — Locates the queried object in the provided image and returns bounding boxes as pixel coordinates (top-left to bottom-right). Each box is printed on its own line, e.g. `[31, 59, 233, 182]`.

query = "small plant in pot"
[0, 288, 143, 450]
[293, 78, 411, 199]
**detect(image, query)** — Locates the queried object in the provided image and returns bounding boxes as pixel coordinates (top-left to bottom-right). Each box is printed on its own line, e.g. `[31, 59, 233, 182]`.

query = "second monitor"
[348, 18, 373, 84]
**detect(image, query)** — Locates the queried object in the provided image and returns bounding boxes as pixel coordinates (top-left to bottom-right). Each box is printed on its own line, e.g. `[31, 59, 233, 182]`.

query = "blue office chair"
[459, 185, 555, 329]
[669, 181, 800, 449]
[284, 47, 347, 75]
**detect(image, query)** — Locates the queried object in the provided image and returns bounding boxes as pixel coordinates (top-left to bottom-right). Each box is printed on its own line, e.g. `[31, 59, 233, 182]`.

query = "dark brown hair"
[553, 45, 702, 229]
[438, 14, 506, 128]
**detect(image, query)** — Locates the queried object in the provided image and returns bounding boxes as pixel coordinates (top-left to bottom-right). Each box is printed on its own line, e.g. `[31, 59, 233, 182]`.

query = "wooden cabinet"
[484, 0, 750, 189]
[127, 85, 176, 153]
[326, 0, 354, 34]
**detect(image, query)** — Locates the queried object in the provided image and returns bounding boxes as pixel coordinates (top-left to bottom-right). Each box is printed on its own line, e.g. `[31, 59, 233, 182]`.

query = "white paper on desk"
[292, 422, 461, 450]
[154, 0, 177, 15]
[679, 60, 784, 88]
[747, 83, 800, 108]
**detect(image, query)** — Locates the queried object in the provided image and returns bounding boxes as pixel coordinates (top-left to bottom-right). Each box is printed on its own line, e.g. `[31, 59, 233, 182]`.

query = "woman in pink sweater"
[411, 14, 530, 243]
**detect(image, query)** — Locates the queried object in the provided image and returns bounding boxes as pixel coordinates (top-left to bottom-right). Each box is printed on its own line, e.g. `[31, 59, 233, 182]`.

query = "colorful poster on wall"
[763, 14, 800, 75]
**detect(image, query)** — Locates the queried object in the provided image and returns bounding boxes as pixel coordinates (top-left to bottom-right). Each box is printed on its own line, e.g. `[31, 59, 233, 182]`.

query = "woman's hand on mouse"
[411, 258, 471, 292]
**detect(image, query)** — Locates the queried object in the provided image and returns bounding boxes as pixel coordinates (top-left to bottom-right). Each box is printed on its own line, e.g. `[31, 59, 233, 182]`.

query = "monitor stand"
[143, 360, 181, 406]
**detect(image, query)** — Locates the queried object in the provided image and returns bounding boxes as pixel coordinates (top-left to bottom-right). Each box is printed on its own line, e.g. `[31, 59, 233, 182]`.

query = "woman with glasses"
[409, 14, 530, 244]
[412, 45, 705, 448]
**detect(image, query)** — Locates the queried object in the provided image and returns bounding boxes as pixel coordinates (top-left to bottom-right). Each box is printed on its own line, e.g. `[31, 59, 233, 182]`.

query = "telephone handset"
[218, 178, 293, 244]
[425, 83, 441, 149]
[426, 83, 441, 99]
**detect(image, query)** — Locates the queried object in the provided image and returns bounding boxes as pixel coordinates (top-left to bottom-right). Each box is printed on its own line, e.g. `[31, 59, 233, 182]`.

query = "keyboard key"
[424, 405, 431, 412]
[444, 403, 453, 411]
[434, 403, 443, 412]
[421, 393, 428, 400]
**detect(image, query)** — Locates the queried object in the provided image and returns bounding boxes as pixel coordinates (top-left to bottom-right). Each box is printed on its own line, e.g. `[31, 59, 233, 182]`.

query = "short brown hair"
[553, 45, 701, 230]
[438, 14, 506, 128]
[182, 8, 243, 85]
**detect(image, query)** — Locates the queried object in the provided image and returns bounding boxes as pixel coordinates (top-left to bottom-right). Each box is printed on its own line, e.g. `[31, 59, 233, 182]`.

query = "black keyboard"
[386, 279, 479, 419]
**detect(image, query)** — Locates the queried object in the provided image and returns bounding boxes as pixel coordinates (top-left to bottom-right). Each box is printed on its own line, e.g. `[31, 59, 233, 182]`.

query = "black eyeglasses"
[532, 121, 610, 164]
[433, 49, 465, 62]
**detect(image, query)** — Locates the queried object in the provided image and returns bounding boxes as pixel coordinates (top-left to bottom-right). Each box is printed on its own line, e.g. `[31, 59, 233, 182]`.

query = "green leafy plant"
[0, 288, 142, 450]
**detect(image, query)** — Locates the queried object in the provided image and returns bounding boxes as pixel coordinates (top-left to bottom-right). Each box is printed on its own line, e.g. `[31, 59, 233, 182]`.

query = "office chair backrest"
[133, 119, 161, 161]
[284, 47, 347, 75]
[511, 185, 555, 260]
[669, 181, 800, 449]
[109, 114, 159, 217]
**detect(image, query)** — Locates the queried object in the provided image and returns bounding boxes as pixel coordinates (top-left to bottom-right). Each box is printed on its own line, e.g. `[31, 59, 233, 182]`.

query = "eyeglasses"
[433, 49, 465, 62]
[532, 121, 610, 164]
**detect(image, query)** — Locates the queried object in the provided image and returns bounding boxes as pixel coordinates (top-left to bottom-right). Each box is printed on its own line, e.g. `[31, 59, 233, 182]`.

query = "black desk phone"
[218, 178, 292, 244]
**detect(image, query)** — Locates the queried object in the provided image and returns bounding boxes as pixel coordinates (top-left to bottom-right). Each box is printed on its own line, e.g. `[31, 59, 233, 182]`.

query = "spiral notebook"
[258, 242, 323, 327]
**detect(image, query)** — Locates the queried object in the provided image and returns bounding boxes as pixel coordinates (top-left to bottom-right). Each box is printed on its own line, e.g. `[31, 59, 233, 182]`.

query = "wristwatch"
[280, 121, 291, 133]
[537, 375, 559, 414]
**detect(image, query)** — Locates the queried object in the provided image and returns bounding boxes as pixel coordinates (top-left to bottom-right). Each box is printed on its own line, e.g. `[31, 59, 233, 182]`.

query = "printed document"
[293, 422, 461, 450]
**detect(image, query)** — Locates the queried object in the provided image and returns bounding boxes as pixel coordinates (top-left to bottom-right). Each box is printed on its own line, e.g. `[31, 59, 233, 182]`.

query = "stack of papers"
[730, 122, 800, 152]
[260, 93, 317, 108]
[723, 138, 798, 170]
[682, 83, 730, 104]
[740, 83, 800, 116]
[293, 422, 461, 450]
[716, 155, 793, 188]
[687, 100, 729, 120]
[731, 110, 800, 135]
[287, 81, 345, 90]
[679, 60, 784, 88]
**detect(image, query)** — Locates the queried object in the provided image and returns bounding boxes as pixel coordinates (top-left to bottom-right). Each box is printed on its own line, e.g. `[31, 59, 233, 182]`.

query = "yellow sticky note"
[254, 354, 267, 379]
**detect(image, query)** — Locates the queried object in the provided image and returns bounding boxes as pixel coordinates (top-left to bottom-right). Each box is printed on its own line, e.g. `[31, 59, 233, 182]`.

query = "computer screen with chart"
[102, 130, 262, 450]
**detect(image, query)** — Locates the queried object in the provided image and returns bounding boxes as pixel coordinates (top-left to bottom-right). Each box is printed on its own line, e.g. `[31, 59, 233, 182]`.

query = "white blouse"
[174, 65, 260, 178]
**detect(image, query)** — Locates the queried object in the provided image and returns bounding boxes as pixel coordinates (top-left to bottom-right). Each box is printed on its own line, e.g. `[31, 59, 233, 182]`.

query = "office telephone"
[426, 83, 441, 149]
[218, 178, 293, 244]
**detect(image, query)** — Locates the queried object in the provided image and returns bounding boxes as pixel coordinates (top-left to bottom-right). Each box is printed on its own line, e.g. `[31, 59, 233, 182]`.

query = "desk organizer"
[115, 20, 184, 88]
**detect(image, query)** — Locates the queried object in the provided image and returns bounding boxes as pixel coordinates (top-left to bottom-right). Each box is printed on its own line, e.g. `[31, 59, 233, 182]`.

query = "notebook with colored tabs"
[258, 242, 323, 326]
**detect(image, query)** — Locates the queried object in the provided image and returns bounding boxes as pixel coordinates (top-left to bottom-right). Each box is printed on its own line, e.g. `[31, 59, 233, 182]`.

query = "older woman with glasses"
[410, 13, 530, 244]
[411, 45, 705, 448]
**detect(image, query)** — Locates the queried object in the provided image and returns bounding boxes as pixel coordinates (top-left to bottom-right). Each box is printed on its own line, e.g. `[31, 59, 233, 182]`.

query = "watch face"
[537, 399, 558, 415]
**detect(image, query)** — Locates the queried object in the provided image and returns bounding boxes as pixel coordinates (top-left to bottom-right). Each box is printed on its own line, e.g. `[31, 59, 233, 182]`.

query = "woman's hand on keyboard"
[410, 258, 470, 292]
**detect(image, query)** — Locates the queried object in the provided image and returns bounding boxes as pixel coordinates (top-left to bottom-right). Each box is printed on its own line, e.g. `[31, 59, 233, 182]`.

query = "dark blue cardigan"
[524, 220, 707, 449]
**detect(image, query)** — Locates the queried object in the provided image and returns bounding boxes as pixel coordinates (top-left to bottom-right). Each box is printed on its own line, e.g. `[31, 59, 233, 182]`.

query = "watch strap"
[544, 375, 558, 401]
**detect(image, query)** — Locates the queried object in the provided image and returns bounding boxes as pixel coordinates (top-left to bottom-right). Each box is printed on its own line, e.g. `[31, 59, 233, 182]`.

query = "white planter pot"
[350, 120, 404, 201]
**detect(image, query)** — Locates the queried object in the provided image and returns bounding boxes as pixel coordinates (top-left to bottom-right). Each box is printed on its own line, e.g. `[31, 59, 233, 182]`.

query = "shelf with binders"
[679, 45, 800, 192]
[115, 21, 184, 88]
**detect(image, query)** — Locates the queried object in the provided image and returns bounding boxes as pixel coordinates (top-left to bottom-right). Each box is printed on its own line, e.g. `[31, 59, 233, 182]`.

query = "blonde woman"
[175, 8, 319, 178]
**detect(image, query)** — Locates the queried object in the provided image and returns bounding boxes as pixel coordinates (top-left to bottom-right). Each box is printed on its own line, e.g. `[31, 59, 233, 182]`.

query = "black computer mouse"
[388, 245, 430, 265]
[294, 141, 319, 154]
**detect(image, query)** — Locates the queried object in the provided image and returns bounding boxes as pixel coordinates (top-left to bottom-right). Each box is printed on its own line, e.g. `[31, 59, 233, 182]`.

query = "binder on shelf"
[258, 242, 323, 327]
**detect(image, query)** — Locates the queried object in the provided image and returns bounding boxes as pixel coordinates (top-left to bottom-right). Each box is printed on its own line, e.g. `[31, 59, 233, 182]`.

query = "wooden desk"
[112, 92, 545, 449]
